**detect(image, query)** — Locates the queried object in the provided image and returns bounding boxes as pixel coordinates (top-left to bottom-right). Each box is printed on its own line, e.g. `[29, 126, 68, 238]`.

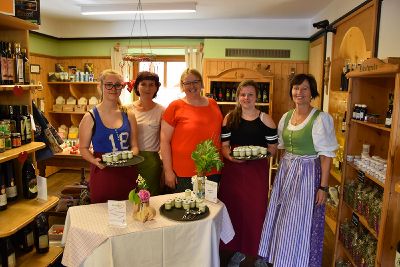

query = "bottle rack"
[334, 58, 400, 266]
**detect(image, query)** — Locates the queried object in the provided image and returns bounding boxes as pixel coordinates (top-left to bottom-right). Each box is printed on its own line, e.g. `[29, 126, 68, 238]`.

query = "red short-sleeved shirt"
[162, 98, 223, 177]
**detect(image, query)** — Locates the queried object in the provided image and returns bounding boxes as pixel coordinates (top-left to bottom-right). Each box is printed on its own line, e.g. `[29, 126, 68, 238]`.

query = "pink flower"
[138, 189, 150, 202]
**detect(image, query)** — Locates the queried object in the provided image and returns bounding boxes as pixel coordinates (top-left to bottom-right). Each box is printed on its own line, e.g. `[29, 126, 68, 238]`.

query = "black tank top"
[230, 115, 277, 146]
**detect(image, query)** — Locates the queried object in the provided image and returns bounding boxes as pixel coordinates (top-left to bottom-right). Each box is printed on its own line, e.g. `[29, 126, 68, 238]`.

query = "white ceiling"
[40, 0, 335, 21]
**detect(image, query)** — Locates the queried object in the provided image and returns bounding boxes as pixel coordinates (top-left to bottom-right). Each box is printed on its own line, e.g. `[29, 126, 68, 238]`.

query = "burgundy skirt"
[89, 152, 138, 204]
[218, 157, 269, 256]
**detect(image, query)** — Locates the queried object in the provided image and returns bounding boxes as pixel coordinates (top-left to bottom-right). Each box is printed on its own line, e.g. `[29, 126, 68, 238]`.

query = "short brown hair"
[289, 74, 319, 99]
[133, 71, 161, 98]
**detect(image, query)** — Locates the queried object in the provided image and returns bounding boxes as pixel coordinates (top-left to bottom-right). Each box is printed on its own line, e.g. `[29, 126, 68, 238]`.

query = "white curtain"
[111, 44, 133, 105]
[185, 46, 203, 74]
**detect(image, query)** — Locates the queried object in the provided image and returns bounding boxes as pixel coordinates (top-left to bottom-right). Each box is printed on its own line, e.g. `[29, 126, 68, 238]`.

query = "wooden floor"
[47, 169, 336, 267]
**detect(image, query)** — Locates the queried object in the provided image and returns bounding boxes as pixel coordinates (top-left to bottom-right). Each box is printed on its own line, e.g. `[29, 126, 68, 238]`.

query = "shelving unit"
[204, 68, 273, 116]
[0, 13, 61, 267]
[334, 58, 400, 266]
[45, 81, 100, 130]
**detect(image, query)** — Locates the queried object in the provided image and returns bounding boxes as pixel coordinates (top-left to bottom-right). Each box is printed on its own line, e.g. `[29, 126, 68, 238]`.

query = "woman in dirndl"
[257, 73, 338, 267]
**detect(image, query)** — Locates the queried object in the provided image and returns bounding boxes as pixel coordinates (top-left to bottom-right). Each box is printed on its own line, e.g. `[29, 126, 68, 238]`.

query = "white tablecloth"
[61, 193, 235, 267]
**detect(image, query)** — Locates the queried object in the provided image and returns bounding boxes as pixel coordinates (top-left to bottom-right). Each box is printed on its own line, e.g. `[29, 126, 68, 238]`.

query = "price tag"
[108, 200, 127, 227]
[352, 212, 359, 227]
[357, 170, 365, 183]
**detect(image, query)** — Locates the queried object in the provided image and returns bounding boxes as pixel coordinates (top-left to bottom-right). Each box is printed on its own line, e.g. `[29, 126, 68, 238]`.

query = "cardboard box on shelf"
[75, 104, 86, 113]
[62, 104, 75, 112]
[53, 104, 63, 112]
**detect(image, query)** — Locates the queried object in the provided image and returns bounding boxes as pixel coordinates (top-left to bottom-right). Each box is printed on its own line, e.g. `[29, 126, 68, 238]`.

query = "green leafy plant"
[191, 139, 224, 177]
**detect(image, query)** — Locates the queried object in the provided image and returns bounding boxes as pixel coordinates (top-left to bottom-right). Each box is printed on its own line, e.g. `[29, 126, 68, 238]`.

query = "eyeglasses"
[104, 83, 124, 90]
[182, 80, 201, 87]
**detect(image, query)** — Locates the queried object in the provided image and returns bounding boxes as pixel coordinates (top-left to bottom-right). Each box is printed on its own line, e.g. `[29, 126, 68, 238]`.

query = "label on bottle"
[38, 234, 49, 249]
[26, 231, 34, 247]
[385, 117, 392, 127]
[0, 192, 7, 206]
[29, 178, 38, 194]
[6, 184, 17, 198]
[8, 252, 16, 267]
[341, 121, 346, 132]
[395, 247, 400, 267]
[17, 58, 24, 83]
[1, 57, 8, 81]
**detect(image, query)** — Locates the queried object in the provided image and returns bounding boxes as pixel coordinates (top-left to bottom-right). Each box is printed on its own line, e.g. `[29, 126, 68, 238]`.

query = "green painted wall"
[29, 33, 203, 57]
[204, 39, 309, 61]
[30, 33, 309, 61]
[29, 33, 59, 56]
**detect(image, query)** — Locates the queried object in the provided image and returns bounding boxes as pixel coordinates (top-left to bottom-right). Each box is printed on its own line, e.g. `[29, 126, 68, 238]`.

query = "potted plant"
[191, 139, 224, 198]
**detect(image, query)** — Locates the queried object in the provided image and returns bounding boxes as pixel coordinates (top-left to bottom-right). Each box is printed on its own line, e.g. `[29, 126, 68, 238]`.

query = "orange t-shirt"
[162, 98, 223, 177]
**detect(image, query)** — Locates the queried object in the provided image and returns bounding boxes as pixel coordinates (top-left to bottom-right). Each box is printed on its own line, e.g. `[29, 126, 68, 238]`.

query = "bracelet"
[319, 186, 329, 193]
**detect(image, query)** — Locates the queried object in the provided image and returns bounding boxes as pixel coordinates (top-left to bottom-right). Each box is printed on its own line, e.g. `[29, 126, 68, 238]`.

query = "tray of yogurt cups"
[159, 190, 209, 221]
[231, 145, 271, 160]
[101, 151, 144, 167]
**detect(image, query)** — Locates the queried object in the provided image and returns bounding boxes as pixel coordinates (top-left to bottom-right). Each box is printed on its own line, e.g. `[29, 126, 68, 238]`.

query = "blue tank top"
[91, 107, 131, 153]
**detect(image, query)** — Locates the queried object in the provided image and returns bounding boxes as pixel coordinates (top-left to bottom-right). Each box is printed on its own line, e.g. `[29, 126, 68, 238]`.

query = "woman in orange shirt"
[160, 68, 223, 192]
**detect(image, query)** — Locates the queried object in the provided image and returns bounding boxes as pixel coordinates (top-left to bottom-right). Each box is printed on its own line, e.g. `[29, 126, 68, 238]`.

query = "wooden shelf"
[0, 14, 39, 31]
[0, 142, 46, 164]
[325, 215, 337, 234]
[350, 119, 391, 132]
[17, 246, 63, 267]
[0, 84, 42, 92]
[47, 82, 99, 85]
[49, 111, 86, 115]
[343, 201, 378, 239]
[347, 161, 385, 188]
[330, 169, 342, 183]
[0, 196, 59, 238]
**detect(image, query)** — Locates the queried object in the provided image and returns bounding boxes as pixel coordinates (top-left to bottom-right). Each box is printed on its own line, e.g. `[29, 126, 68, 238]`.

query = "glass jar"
[11, 133, 22, 148]
[0, 131, 5, 152]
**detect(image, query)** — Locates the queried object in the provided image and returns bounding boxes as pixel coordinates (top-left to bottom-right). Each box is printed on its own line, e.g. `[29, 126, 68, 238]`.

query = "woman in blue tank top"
[79, 69, 139, 203]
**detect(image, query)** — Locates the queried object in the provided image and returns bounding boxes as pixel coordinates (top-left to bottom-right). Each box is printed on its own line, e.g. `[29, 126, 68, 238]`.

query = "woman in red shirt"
[160, 68, 223, 192]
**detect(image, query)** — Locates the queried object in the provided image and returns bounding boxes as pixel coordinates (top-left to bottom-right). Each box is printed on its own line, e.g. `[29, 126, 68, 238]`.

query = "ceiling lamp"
[81, 2, 196, 15]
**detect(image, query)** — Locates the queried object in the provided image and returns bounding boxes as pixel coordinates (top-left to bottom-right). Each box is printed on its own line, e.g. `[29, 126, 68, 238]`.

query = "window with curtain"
[139, 57, 186, 107]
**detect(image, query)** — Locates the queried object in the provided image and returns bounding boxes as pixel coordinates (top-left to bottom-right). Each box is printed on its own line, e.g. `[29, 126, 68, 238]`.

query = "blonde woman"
[160, 68, 223, 192]
[79, 69, 139, 203]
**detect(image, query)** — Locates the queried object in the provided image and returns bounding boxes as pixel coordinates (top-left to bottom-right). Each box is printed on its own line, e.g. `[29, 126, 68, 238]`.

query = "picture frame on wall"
[30, 64, 40, 74]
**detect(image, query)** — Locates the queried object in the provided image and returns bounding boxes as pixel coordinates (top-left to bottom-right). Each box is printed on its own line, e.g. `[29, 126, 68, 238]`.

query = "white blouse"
[278, 108, 338, 157]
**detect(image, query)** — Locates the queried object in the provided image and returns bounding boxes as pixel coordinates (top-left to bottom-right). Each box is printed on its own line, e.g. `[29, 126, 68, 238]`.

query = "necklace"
[291, 107, 313, 126]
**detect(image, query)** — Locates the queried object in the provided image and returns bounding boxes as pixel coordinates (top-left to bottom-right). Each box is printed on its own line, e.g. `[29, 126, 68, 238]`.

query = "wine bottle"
[385, 93, 393, 128]
[13, 105, 25, 145]
[232, 86, 237, 102]
[6, 42, 15, 85]
[6, 238, 16, 267]
[21, 105, 32, 143]
[262, 84, 268, 103]
[33, 213, 49, 254]
[4, 161, 18, 202]
[0, 41, 4, 85]
[14, 43, 24, 84]
[16, 223, 34, 252]
[22, 159, 38, 199]
[225, 86, 231, 102]
[0, 165, 8, 211]
[341, 111, 347, 133]
[22, 48, 30, 85]
[257, 87, 262, 102]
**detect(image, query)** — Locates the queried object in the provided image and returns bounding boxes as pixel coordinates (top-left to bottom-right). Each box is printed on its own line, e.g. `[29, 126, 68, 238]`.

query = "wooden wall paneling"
[309, 36, 325, 109]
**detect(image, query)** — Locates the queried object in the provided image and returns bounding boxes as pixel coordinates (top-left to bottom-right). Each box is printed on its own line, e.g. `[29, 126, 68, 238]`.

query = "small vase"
[196, 176, 206, 199]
